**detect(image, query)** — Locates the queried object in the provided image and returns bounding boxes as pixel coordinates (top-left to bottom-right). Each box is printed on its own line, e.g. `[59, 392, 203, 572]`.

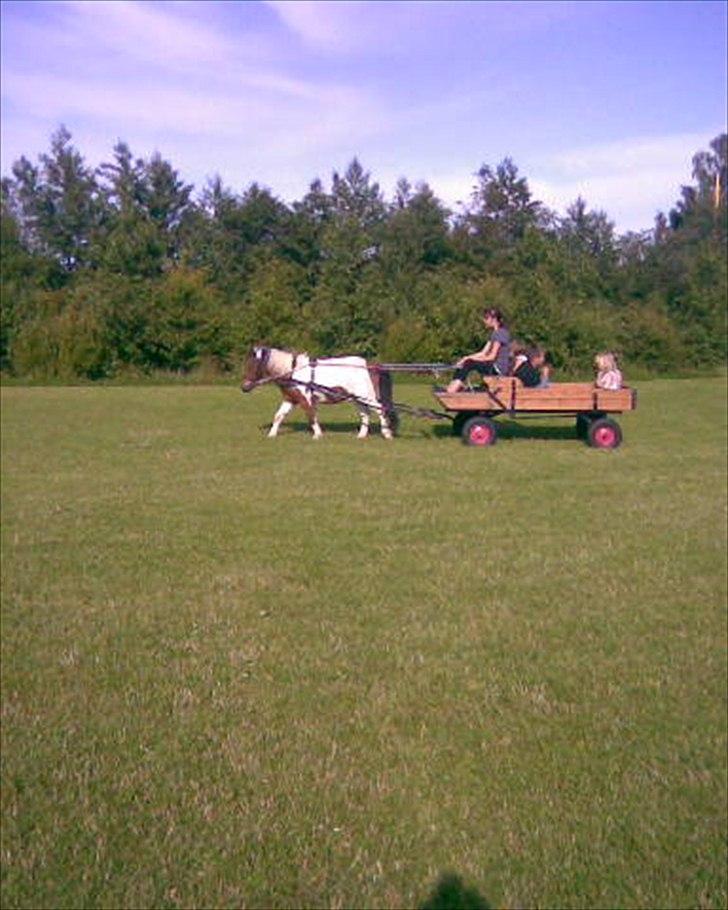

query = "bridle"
[252, 345, 271, 379]
[242, 346, 300, 392]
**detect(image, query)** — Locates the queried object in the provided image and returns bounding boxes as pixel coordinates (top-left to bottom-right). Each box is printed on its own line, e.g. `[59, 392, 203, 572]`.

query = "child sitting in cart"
[510, 343, 551, 388]
[594, 351, 623, 390]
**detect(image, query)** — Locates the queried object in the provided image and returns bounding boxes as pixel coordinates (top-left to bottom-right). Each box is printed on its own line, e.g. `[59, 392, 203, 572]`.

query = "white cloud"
[58, 0, 236, 69]
[529, 132, 716, 231]
[263, 0, 596, 55]
[4, 0, 315, 94]
[403, 132, 719, 232]
[0, 0, 388, 181]
[2, 69, 377, 144]
[263, 1, 371, 53]
[546, 133, 710, 181]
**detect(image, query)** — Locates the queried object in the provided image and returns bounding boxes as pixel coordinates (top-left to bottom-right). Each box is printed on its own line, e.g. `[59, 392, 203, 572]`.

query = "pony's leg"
[297, 393, 322, 439]
[356, 405, 370, 438]
[360, 374, 394, 440]
[268, 400, 294, 437]
[280, 389, 322, 439]
[307, 408, 323, 439]
[366, 399, 393, 439]
[357, 397, 392, 439]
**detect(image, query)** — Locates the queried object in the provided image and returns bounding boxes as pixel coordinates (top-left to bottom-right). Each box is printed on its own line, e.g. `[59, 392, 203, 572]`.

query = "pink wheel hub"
[593, 425, 618, 448]
[469, 424, 494, 445]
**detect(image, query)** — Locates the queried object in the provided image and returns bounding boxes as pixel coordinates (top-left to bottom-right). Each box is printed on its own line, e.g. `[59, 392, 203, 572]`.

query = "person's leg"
[447, 360, 474, 392]
[447, 360, 489, 392]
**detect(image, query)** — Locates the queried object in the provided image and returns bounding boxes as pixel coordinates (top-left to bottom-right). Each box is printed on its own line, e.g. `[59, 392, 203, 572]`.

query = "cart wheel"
[462, 416, 498, 446]
[452, 412, 469, 436]
[587, 417, 622, 449]
[577, 412, 605, 438]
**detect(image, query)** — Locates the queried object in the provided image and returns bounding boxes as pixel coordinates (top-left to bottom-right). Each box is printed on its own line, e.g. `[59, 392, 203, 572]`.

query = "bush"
[141, 267, 230, 372]
[11, 289, 112, 380]
[379, 317, 440, 363]
[240, 254, 308, 352]
[618, 299, 683, 372]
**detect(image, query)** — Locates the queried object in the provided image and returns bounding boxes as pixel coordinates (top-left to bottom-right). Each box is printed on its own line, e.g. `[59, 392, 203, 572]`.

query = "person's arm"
[456, 341, 493, 367]
[464, 339, 500, 364]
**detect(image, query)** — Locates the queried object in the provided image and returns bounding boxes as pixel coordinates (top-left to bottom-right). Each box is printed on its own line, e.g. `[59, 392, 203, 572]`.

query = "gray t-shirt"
[491, 327, 511, 375]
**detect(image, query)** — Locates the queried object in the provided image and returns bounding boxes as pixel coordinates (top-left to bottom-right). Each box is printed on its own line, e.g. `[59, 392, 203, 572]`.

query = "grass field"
[1, 377, 726, 910]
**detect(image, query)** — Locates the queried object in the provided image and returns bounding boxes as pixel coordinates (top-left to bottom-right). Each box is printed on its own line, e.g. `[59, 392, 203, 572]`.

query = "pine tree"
[8, 126, 102, 272]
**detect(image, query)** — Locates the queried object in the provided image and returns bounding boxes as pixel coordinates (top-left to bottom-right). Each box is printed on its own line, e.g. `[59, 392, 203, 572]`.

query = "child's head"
[595, 351, 617, 372]
[527, 345, 547, 367]
[510, 338, 526, 356]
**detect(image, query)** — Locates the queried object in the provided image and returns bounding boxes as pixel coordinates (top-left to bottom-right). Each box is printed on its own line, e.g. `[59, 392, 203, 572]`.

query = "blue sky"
[1, 0, 726, 232]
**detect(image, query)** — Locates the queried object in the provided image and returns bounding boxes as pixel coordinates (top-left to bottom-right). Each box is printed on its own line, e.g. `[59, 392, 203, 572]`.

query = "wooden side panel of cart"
[434, 378, 636, 415]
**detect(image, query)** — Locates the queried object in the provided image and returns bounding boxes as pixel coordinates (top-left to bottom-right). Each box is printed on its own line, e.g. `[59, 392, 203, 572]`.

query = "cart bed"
[434, 378, 636, 415]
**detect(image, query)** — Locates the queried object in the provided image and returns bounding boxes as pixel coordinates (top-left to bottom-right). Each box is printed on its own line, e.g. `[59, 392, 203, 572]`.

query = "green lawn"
[1, 378, 726, 910]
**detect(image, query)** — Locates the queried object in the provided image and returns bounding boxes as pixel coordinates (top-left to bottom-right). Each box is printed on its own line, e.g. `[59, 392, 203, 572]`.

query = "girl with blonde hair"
[594, 351, 623, 390]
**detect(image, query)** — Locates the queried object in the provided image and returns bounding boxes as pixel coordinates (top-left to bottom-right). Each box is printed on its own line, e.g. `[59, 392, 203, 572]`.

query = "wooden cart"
[433, 377, 637, 448]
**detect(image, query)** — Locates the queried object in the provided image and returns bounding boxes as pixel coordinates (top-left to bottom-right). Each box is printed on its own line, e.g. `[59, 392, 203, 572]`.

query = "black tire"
[587, 417, 622, 449]
[451, 412, 469, 436]
[461, 416, 498, 446]
[577, 412, 607, 438]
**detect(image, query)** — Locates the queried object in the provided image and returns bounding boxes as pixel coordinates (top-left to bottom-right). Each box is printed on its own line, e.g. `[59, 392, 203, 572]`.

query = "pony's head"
[241, 345, 271, 392]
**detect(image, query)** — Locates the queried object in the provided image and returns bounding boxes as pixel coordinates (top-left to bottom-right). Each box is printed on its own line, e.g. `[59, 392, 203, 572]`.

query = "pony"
[241, 346, 393, 440]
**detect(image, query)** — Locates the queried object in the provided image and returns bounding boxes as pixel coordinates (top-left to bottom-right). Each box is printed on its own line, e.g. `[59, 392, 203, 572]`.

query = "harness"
[243, 348, 454, 423]
[245, 349, 356, 400]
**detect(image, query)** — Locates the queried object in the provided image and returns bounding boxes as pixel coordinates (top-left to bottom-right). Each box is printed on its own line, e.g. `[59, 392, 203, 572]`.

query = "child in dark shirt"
[512, 345, 551, 387]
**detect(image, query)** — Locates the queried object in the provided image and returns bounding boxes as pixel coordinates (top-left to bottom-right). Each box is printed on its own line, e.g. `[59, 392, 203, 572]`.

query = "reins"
[243, 350, 300, 391]
[242, 350, 453, 423]
[279, 373, 453, 423]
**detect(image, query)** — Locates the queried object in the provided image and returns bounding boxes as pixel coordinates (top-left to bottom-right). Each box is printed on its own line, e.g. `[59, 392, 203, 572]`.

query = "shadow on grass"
[257, 421, 368, 435]
[432, 418, 579, 442]
[259, 418, 582, 443]
[419, 872, 492, 910]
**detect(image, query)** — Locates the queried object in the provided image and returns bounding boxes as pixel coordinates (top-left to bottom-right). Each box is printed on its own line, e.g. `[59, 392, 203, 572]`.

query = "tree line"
[1, 127, 725, 380]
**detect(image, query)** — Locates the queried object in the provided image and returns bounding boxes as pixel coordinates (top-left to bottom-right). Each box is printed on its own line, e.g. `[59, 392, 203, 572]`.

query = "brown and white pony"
[241, 346, 393, 440]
